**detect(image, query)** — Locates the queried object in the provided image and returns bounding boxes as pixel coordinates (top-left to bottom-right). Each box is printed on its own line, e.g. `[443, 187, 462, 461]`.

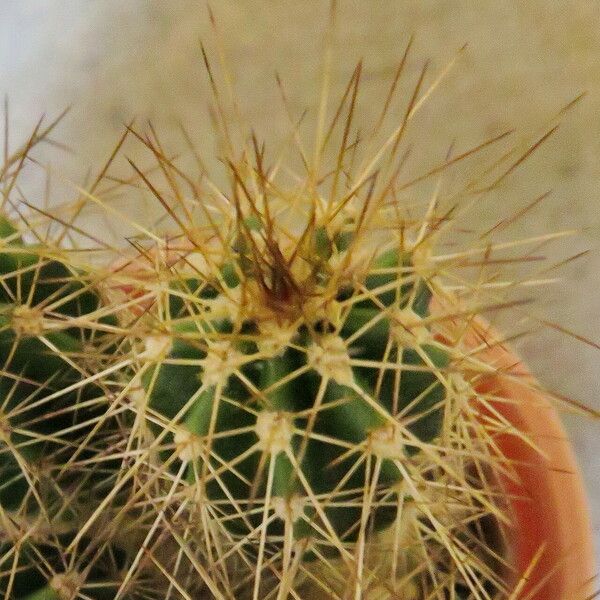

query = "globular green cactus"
[132, 213, 453, 595]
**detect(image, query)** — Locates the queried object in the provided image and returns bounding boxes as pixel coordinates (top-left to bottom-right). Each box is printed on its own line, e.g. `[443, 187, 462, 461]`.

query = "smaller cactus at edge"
[0, 214, 125, 599]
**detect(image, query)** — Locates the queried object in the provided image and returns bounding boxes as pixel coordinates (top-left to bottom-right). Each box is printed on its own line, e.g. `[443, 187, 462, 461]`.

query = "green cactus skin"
[142, 226, 450, 562]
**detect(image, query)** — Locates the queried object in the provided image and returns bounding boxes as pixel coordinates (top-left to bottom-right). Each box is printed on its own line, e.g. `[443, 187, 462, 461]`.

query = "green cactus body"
[141, 225, 450, 561]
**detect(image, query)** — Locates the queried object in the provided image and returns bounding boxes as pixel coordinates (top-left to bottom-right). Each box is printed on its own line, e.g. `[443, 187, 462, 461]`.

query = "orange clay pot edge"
[433, 304, 595, 599]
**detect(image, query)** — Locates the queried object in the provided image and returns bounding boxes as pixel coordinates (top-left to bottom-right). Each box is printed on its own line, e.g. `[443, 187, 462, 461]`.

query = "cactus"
[140, 222, 448, 553]
[0, 213, 129, 598]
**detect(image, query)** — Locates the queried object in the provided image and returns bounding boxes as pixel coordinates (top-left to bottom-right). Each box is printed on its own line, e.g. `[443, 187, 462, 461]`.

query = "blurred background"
[1, 0, 599, 562]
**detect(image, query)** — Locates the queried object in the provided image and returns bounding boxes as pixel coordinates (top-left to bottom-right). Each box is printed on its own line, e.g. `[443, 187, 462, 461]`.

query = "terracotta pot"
[436, 309, 595, 599]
